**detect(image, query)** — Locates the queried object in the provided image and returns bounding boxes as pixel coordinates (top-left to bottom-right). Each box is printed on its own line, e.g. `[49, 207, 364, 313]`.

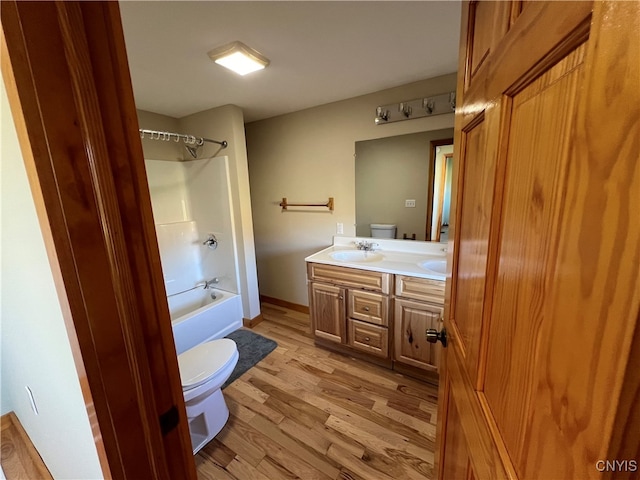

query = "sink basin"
[418, 259, 447, 274]
[330, 250, 383, 263]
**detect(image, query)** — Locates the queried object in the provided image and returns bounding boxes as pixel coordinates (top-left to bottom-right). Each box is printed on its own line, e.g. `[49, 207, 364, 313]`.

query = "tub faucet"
[196, 278, 219, 289]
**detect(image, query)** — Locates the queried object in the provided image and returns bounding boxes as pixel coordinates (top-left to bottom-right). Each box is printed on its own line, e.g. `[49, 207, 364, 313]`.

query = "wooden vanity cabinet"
[308, 263, 391, 361]
[393, 275, 445, 373]
[308, 262, 446, 374]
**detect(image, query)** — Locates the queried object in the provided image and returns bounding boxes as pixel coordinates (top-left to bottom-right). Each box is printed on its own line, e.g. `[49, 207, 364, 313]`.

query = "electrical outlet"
[405, 199, 416, 208]
[336, 222, 344, 234]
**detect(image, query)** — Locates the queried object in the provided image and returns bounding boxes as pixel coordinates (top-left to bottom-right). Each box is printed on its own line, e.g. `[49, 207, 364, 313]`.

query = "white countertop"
[305, 236, 447, 281]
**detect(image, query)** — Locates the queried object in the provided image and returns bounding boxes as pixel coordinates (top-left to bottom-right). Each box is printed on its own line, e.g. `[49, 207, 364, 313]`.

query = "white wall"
[246, 74, 457, 306]
[1, 83, 103, 479]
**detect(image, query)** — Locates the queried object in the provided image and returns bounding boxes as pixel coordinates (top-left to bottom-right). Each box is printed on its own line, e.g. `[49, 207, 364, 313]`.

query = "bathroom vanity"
[305, 237, 446, 382]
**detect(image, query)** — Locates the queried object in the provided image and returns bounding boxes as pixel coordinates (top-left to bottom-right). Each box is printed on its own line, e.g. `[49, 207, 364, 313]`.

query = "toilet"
[177, 338, 239, 454]
[370, 223, 397, 238]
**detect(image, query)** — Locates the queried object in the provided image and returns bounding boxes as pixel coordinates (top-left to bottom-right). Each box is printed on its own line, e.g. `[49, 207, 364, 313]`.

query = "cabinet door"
[394, 298, 442, 371]
[309, 282, 345, 343]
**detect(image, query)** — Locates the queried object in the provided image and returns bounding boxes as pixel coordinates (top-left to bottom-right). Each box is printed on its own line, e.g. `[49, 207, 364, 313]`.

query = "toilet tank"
[370, 223, 396, 238]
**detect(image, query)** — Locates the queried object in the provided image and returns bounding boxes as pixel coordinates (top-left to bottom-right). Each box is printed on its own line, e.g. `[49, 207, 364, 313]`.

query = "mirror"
[355, 128, 454, 242]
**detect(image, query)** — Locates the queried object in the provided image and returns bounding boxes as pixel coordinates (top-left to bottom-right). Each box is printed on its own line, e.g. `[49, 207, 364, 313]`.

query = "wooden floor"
[1, 412, 52, 480]
[195, 302, 439, 480]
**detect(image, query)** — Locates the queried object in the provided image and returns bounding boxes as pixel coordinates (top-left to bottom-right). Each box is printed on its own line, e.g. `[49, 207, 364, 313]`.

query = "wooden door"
[309, 282, 346, 343]
[394, 298, 442, 371]
[438, 1, 640, 479]
[1, 2, 197, 478]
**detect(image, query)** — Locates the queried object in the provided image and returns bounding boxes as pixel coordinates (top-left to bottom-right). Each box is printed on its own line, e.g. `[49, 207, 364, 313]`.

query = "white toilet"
[370, 223, 397, 238]
[177, 338, 239, 454]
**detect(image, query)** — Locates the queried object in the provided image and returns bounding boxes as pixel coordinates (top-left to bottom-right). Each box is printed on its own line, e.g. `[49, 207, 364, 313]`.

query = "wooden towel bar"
[279, 197, 334, 211]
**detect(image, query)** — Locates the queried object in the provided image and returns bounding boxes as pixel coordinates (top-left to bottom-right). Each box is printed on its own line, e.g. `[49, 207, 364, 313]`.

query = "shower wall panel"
[183, 156, 240, 295]
[145, 157, 240, 297]
[145, 160, 191, 223]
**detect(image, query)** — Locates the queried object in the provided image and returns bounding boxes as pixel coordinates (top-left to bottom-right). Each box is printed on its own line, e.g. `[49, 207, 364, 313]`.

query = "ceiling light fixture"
[207, 41, 270, 76]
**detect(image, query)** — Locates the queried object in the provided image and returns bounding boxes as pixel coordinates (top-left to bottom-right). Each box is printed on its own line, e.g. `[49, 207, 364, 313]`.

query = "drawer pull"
[363, 306, 370, 312]
[364, 337, 370, 342]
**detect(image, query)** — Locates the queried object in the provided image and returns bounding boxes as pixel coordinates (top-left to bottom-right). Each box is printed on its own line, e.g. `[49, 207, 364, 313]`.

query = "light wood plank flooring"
[196, 302, 439, 480]
[1, 412, 52, 480]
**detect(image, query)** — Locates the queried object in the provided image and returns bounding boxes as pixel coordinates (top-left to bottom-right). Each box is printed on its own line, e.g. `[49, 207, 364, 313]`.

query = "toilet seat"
[178, 338, 238, 391]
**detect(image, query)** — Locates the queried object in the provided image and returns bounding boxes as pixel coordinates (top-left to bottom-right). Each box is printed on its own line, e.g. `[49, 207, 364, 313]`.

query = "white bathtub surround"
[182, 156, 241, 295]
[305, 236, 447, 280]
[170, 288, 242, 355]
[156, 221, 203, 296]
[146, 155, 246, 312]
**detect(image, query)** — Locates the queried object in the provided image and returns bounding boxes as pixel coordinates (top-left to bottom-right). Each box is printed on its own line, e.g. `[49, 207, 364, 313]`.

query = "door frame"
[432, 152, 454, 242]
[1, 2, 196, 478]
[426, 137, 454, 240]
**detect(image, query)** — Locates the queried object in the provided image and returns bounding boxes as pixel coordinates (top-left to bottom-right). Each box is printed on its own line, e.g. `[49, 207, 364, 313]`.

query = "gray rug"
[222, 329, 277, 388]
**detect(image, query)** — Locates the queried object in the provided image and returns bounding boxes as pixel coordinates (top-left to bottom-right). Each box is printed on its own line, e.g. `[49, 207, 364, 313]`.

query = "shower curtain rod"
[139, 128, 228, 148]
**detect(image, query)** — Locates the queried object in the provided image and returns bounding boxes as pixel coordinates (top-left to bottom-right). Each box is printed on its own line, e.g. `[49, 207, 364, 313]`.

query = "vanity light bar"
[375, 91, 456, 125]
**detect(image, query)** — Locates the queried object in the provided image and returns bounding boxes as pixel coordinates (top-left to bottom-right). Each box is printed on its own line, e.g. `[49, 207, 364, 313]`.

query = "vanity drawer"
[348, 290, 388, 326]
[347, 319, 388, 358]
[395, 275, 445, 304]
[308, 263, 391, 294]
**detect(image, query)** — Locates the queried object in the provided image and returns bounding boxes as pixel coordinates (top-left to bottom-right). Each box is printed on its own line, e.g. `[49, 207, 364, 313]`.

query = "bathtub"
[168, 288, 242, 355]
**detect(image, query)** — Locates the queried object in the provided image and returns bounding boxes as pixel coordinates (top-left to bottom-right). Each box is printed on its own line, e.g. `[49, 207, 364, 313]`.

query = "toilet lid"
[178, 338, 238, 390]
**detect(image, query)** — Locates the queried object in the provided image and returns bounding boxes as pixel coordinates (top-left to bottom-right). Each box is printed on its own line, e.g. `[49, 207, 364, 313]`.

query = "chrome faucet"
[196, 278, 219, 289]
[354, 240, 378, 251]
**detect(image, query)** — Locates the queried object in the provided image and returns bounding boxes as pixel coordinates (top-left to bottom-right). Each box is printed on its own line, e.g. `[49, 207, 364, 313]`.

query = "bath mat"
[222, 329, 277, 388]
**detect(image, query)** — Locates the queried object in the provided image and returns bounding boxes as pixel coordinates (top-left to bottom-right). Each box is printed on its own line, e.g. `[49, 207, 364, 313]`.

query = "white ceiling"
[120, 1, 461, 123]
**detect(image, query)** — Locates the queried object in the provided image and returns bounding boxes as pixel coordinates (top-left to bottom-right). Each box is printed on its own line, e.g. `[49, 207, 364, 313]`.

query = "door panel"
[466, 1, 510, 83]
[451, 102, 501, 383]
[442, 390, 472, 480]
[484, 42, 587, 477]
[439, 1, 640, 479]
